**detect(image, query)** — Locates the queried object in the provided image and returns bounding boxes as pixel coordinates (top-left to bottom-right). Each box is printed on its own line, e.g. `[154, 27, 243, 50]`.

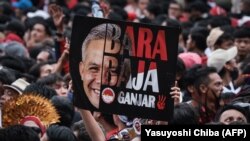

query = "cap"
[207, 46, 238, 72]
[3, 78, 30, 94]
[207, 27, 224, 49]
[178, 52, 202, 69]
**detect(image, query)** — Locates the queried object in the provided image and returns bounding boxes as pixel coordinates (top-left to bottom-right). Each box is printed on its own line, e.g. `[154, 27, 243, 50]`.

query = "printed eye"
[89, 66, 99, 73]
[109, 69, 118, 76]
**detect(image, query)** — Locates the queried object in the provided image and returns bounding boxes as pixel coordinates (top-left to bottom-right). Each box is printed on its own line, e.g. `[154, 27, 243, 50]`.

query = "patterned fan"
[2, 94, 60, 128]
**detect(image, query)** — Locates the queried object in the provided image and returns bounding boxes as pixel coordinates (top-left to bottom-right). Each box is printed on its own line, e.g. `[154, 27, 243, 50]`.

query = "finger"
[171, 87, 180, 91]
[171, 95, 180, 99]
[170, 92, 180, 96]
[175, 81, 178, 87]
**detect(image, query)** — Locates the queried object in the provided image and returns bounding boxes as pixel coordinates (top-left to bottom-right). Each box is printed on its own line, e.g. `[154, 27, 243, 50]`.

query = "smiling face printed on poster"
[70, 16, 180, 121]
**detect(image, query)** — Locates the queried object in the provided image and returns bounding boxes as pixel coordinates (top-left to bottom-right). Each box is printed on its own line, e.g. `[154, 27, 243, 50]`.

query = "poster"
[70, 16, 180, 121]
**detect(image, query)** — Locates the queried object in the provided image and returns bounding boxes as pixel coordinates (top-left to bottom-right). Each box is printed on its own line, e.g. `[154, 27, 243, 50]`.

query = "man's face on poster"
[79, 39, 120, 109]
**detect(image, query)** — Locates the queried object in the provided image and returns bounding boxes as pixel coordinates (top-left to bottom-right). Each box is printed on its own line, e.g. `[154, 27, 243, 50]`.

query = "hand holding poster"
[70, 16, 180, 121]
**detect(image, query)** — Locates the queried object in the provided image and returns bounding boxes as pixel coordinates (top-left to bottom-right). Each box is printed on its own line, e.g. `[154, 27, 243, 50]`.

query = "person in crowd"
[41, 124, 77, 141]
[71, 120, 92, 141]
[36, 73, 68, 96]
[214, 103, 250, 124]
[0, 125, 40, 141]
[51, 95, 75, 127]
[169, 103, 199, 124]
[207, 46, 240, 94]
[23, 83, 57, 99]
[0, 78, 30, 107]
[234, 27, 250, 63]
[185, 65, 224, 124]
[25, 20, 53, 49]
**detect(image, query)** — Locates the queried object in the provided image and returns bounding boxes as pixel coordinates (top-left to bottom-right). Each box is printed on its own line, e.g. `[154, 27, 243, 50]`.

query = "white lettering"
[117, 91, 155, 108]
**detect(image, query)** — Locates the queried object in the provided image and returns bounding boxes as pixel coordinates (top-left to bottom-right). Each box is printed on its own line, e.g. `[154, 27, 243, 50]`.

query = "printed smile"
[93, 89, 100, 96]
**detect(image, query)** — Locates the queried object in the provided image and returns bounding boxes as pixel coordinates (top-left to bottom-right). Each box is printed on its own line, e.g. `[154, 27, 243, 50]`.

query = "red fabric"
[106, 128, 119, 140]
[231, 18, 239, 27]
[67, 0, 78, 9]
[209, 6, 227, 16]
[3, 33, 24, 45]
[127, 12, 137, 21]
[201, 55, 207, 66]
[20, 116, 46, 136]
[59, 39, 69, 74]
[179, 13, 189, 22]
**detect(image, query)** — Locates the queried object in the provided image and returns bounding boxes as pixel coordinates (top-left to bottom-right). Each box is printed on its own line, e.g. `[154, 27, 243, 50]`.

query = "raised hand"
[170, 81, 181, 106]
[48, 4, 64, 32]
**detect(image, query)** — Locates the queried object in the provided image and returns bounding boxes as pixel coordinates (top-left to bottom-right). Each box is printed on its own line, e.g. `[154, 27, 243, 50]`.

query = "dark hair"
[107, 11, 123, 21]
[0, 67, 16, 84]
[214, 32, 233, 49]
[0, 55, 26, 73]
[194, 66, 218, 89]
[176, 57, 186, 75]
[23, 83, 57, 99]
[36, 73, 64, 86]
[2, 125, 40, 141]
[234, 27, 250, 39]
[51, 96, 75, 127]
[6, 20, 25, 38]
[169, 103, 199, 124]
[146, 3, 163, 17]
[190, 26, 209, 38]
[111, 6, 128, 20]
[32, 20, 52, 36]
[102, 113, 116, 126]
[71, 120, 91, 141]
[190, 32, 207, 51]
[46, 124, 77, 141]
[183, 65, 218, 91]
[29, 62, 51, 79]
[208, 16, 231, 29]
[186, 0, 209, 13]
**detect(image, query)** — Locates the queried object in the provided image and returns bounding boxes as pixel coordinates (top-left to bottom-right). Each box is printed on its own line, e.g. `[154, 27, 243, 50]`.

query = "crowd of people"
[0, 0, 250, 141]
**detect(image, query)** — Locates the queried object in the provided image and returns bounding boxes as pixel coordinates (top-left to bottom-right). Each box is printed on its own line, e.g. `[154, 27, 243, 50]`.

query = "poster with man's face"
[70, 16, 180, 121]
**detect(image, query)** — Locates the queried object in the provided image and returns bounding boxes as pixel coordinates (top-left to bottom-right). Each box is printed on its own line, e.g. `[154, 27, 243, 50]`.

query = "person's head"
[138, 0, 149, 12]
[36, 49, 55, 63]
[234, 27, 250, 58]
[29, 62, 54, 79]
[0, 67, 16, 86]
[3, 125, 40, 141]
[214, 32, 234, 50]
[0, 78, 30, 107]
[79, 23, 131, 109]
[186, 31, 207, 53]
[20, 115, 46, 137]
[207, 46, 238, 82]
[51, 96, 75, 127]
[214, 104, 250, 124]
[168, 0, 182, 19]
[30, 21, 51, 43]
[41, 124, 77, 141]
[169, 103, 199, 124]
[23, 83, 57, 99]
[192, 66, 224, 112]
[186, 1, 209, 21]
[71, 120, 91, 141]
[5, 20, 25, 38]
[37, 73, 68, 97]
